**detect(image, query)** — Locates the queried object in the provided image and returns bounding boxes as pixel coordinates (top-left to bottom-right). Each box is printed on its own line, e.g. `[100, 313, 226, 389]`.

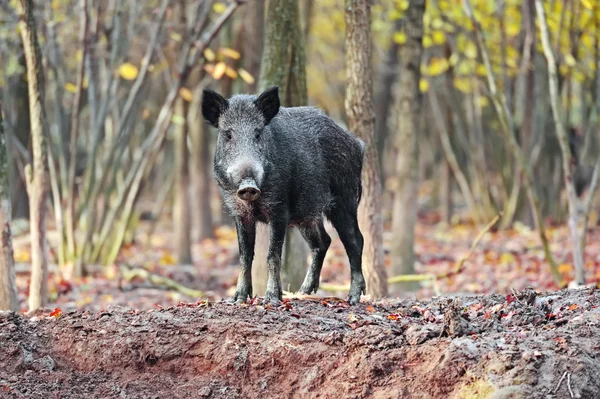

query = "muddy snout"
[237, 178, 261, 201]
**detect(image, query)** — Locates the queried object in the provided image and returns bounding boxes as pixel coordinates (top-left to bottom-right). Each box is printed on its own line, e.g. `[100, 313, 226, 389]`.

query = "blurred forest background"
[1, 0, 600, 313]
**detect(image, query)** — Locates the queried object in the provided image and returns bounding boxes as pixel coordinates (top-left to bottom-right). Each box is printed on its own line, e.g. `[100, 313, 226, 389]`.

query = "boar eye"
[255, 128, 261, 140]
[223, 130, 232, 141]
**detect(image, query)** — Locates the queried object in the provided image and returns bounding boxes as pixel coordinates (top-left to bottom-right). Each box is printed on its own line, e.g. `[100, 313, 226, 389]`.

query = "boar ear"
[255, 86, 280, 125]
[202, 89, 228, 128]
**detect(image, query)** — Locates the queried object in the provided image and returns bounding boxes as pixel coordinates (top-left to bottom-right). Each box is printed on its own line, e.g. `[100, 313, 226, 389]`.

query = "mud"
[1, 287, 600, 398]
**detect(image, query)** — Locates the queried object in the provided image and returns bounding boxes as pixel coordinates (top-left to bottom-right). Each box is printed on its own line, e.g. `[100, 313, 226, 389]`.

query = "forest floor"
[2, 287, 600, 398]
[3, 209, 600, 398]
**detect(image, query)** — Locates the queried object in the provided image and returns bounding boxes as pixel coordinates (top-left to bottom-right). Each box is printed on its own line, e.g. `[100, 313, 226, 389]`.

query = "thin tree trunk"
[7, 55, 30, 220]
[241, 0, 264, 93]
[536, 0, 585, 285]
[173, 98, 193, 264]
[375, 18, 402, 175]
[17, 0, 50, 311]
[390, 0, 426, 292]
[0, 102, 19, 311]
[189, 85, 213, 243]
[257, 0, 309, 293]
[345, 0, 387, 298]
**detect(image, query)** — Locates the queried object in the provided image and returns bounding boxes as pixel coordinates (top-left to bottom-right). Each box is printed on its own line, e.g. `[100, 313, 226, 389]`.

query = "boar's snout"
[237, 178, 261, 201]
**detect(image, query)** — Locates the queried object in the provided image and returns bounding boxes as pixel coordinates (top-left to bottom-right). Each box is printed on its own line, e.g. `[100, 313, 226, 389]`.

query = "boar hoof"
[298, 281, 319, 295]
[233, 290, 251, 304]
[263, 290, 282, 306]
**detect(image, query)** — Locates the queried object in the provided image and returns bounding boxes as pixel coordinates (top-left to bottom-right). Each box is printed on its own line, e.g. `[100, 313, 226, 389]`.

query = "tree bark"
[375, 18, 401, 172]
[7, 55, 30, 220]
[535, 0, 585, 285]
[189, 87, 213, 243]
[0, 103, 19, 311]
[390, 0, 426, 292]
[173, 97, 193, 265]
[241, 0, 264, 93]
[17, 0, 50, 311]
[256, 0, 309, 294]
[344, 0, 388, 299]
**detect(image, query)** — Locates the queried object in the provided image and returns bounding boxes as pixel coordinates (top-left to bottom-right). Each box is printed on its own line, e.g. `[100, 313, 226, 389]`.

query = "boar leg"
[298, 221, 331, 295]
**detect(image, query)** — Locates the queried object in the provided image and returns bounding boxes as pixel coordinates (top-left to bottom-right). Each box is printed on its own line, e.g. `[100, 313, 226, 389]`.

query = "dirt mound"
[1, 288, 600, 398]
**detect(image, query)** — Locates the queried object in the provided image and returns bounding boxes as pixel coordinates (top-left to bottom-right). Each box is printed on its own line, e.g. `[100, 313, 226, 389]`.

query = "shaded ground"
[2, 287, 600, 398]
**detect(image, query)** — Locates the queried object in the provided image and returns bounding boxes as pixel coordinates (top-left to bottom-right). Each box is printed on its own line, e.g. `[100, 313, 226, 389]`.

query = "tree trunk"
[17, 0, 50, 311]
[256, 0, 309, 294]
[189, 89, 213, 243]
[375, 18, 401, 172]
[0, 103, 19, 312]
[241, 0, 264, 93]
[390, 0, 426, 293]
[7, 55, 30, 220]
[344, 0, 388, 299]
[536, 0, 585, 285]
[173, 98, 193, 265]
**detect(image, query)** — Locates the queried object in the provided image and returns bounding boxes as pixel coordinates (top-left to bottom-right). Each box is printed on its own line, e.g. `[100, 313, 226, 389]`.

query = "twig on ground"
[554, 371, 567, 394]
[567, 373, 574, 398]
[119, 265, 204, 299]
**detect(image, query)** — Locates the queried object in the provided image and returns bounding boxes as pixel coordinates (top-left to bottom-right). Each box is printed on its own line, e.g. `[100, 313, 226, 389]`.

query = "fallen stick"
[320, 213, 501, 292]
[119, 265, 204, 298]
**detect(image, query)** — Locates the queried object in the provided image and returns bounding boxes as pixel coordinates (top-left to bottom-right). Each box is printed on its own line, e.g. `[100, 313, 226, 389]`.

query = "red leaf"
[505, 294, 515, 304]
[387, 314, 400, 321]
[365, 306, 376, 313]
[568, 304, 580, 311]
[50, 308, 62, 318]
[154, 303, 163, 309]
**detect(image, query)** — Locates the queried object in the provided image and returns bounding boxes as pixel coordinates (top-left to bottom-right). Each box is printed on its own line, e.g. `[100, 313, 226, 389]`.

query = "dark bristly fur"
[202, 86, 366, 305]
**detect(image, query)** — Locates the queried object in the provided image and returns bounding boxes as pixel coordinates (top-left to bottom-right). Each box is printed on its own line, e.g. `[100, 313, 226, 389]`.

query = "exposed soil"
[2, 287, 600, 399]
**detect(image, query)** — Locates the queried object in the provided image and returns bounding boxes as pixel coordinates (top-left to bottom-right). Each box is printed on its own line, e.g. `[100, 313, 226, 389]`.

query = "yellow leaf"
[573, 70, 586, 83]
[581, 0, 593, 10]
[464, 41, 477, 59]
[499, 252, 516, 264]
[213, 61, 227, 80]
[171, 114, 186, 126]
[419, 79, 429, 92]
[51, 0, 61, 10]
[432, 30, 446, 45]
[82, 77, 88, 89]
[225, 66, 238, 79]
[564, 54, 576, 67]
[170, 32, 182, 42]
[558, 263, 572, 274]
[427, 57, 450, 76]
[64, 82, 77, 93]
[431, 18, 444, 30]
[75, 49, 83, 62]
[179, 87, 193, 102]
[449, 53, 459, 66]
[454, 77, 472, 93]
[238, 68, 255, 84]
[393, 31, 406, 44]
[476, 64, 487, 76]
[213, 2, 227, 13]
[389, 9, 403, 20]
[219, 47, 241, 60]
[204, 49, 216, 62]
[506, 21, 520, 37]
[477, 96, 489, 108]
[119, 62, 139, 80]
[423, 35, 433, 48]
[397, 0, 409, 11]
